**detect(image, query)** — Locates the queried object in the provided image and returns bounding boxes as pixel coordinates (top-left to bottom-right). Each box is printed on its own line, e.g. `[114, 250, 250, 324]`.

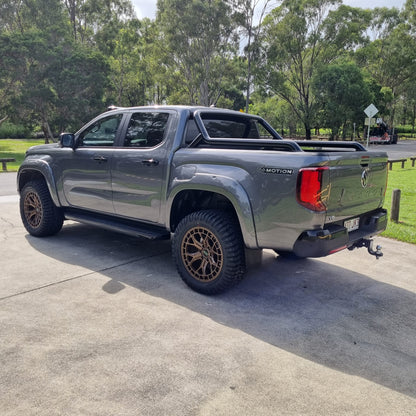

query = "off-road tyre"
[172, 210, 246, 295]
[20, 180, 64, 237]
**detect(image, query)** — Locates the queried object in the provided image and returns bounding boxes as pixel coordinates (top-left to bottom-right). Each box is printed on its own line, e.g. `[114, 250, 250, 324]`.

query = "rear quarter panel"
[170, 148, 331, 251]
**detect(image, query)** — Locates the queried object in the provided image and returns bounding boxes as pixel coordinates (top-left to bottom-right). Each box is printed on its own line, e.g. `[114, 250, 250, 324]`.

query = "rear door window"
[123, 112, 170, 148]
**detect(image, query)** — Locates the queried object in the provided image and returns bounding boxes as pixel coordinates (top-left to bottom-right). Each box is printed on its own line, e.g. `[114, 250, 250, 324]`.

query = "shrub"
[394, 125, 414, 134]
[0, 122, 30, 139]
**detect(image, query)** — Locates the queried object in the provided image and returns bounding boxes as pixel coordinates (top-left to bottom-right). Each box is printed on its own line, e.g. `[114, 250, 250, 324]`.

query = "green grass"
[1, 138, 415, 244]
[382, 168, 416, 244]
[0, 139, 45, 171]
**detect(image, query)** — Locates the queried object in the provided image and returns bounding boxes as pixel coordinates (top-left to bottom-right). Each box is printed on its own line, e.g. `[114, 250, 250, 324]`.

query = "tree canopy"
[0, 0, 415, 140]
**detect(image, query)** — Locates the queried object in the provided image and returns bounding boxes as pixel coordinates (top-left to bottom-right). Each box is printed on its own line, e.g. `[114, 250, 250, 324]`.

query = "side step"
[64, 210, 170, 240]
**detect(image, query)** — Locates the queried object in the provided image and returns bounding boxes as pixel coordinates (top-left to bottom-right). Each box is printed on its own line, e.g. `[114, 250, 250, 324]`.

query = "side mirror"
[60, 133, 75, 149]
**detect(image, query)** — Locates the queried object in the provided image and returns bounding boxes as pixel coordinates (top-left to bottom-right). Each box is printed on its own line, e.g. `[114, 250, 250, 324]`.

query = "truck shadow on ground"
[27, 222, 416, 399]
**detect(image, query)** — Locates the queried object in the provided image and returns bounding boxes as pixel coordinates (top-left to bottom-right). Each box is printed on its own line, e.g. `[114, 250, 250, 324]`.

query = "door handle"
[93, 155, 108, 162]
[141, 159, 159, 166]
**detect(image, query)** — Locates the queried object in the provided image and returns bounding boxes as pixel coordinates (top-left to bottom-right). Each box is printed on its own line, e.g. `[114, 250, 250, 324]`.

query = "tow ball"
[348, 238, 383, 259]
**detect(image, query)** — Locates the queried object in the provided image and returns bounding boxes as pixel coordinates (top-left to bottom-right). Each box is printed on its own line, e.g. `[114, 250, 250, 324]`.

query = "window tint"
[124, 112, 170, 148]
[78, 114, 122, 147]
[203, 119, 247, 138]
[200, 116, 272, 139]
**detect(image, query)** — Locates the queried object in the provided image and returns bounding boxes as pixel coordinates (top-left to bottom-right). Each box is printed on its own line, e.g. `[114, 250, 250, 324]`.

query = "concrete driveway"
[1, 175, 415, 415]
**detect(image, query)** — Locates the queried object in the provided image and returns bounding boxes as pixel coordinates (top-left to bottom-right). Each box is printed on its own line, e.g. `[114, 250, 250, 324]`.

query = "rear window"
[184, 114, 274, 143]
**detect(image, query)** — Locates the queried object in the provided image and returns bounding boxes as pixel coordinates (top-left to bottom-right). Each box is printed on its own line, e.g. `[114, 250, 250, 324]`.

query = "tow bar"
[348, 238, 383, 259]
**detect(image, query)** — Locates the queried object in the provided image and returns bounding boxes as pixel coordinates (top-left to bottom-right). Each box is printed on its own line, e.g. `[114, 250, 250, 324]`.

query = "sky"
[132, 0, 407, 20]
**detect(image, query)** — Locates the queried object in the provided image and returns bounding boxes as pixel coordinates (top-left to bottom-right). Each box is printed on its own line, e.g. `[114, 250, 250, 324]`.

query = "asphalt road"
[1, 169, 416, 414]
[368, 139, 416, 159]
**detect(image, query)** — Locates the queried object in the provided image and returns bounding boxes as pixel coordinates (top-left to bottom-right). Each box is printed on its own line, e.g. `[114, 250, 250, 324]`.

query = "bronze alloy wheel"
[20, 180, 63, 237]
[24, 190, 43, 229]
[181, 226, 224, 282]
[172, 209, 245, 294]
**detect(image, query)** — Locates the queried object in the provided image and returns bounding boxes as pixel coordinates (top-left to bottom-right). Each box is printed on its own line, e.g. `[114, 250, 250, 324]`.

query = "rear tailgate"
[291, 147, 388, 258]
[324, 150, 388, 222]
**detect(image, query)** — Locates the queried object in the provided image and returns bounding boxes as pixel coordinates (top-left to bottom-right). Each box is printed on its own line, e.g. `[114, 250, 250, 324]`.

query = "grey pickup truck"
[18, 106, 388, 294]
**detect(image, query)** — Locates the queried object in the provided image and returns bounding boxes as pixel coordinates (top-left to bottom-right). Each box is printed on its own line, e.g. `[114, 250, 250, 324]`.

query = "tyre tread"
[172, 209, 245, 295]
[20, 179, 63, 237]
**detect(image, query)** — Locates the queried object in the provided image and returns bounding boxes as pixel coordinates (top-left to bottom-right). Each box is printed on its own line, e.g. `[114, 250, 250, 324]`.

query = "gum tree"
[312, 62, 371, 139]
[257, 0, 370, 139]
[156, 0, 239, 106]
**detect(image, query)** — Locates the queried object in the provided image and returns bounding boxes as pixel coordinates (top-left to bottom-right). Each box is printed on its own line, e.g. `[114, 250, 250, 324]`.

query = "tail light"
[296, 167, 329, 212]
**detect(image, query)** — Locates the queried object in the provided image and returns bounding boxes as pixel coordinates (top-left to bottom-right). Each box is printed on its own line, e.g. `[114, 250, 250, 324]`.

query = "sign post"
[364, 104, 379, 148]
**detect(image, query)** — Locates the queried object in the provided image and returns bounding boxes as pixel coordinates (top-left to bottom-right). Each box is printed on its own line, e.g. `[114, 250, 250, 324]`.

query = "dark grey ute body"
[18, 106, 388, 294]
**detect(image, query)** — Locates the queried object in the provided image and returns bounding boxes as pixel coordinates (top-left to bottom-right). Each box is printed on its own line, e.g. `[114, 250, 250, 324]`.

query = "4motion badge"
[261, 167, 294, 175]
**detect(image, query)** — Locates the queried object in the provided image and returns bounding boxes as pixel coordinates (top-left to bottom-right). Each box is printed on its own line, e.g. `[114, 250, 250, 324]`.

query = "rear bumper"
[293, 208, 387, 258]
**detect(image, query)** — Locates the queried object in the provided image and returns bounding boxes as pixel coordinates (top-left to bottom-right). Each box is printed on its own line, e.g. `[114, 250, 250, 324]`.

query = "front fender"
[167, 166, 258, 249]
[17, 158, 61, 207]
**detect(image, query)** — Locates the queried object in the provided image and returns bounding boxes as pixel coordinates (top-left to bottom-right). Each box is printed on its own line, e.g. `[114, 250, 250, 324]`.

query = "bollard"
[390, 189, 401, 223]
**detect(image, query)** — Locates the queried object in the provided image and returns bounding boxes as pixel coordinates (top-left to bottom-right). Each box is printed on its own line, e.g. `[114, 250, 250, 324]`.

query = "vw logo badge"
[361, 169, 369, 188]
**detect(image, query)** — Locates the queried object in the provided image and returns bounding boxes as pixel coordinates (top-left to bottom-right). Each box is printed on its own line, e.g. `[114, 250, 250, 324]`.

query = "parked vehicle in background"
[369, 120, 398, 144]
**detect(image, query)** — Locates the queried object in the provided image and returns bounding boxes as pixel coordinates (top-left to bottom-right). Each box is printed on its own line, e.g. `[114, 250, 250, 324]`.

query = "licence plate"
[344, 217, 360, 232]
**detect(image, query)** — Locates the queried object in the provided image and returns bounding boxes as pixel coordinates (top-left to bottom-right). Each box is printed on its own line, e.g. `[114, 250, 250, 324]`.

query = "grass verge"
[0, 139, 45, 171]
[382, 168, 416, 244]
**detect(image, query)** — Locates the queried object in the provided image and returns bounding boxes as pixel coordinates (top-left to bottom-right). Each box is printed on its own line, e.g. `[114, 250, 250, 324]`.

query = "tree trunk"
[199, 80, 210, 107]
[42, 121, 56, 144]
[245, 27, 252, 113]
[304, 124, 312, 140]
[342, 121, 347, 140]
[289, 119, 296, 137]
